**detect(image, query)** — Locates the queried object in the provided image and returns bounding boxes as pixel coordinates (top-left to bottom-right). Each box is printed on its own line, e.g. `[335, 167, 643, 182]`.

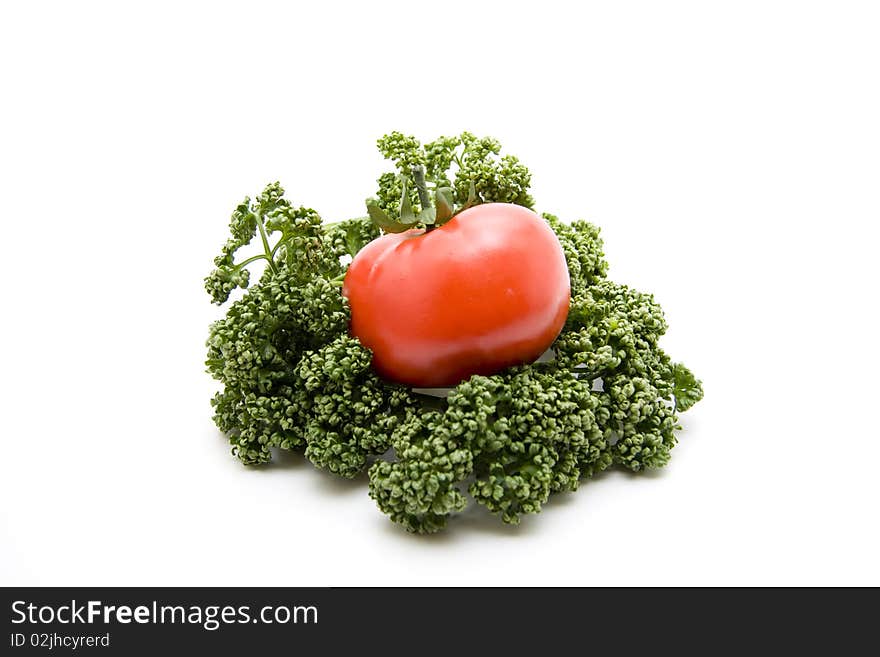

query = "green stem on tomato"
[412, 165, 436, 233]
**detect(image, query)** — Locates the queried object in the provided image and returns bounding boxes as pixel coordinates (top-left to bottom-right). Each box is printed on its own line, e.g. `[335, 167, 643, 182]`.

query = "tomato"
[342, 203, 570, 387]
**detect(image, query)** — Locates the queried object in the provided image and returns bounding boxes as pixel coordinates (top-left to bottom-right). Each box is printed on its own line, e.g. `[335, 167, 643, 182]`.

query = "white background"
[1, 1, 878, 586]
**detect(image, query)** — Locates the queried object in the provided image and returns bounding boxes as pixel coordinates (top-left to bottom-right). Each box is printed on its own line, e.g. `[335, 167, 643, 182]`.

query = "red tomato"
[342, 203, 570, 387]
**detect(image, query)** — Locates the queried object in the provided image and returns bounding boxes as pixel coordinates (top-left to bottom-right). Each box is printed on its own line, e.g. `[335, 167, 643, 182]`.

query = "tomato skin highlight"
[342, 203, 571, 387]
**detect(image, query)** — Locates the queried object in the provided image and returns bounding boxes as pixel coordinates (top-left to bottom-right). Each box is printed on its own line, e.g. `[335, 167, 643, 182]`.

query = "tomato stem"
[412, 165, 436, 233]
